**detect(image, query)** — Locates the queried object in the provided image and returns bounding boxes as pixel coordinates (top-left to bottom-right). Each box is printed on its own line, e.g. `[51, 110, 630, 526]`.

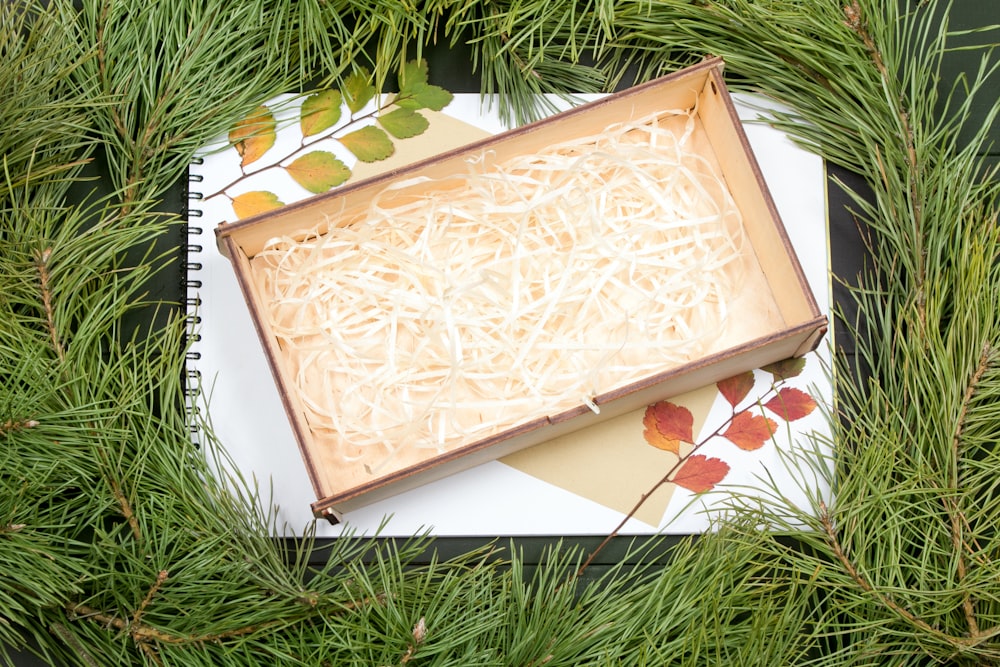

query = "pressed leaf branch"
[578, 361, 817, 577]
[203, 61, 453, 212]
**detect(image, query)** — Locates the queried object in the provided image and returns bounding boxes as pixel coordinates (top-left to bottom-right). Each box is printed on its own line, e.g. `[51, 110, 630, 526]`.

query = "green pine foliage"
[1, 0, 998, 664]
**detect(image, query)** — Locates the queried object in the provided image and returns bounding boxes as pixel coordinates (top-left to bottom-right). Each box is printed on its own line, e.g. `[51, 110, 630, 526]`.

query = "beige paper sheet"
[501, 384, 719, 525]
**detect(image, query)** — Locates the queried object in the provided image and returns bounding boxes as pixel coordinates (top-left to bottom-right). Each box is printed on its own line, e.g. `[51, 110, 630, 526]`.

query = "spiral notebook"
[184, 93, 833, 538]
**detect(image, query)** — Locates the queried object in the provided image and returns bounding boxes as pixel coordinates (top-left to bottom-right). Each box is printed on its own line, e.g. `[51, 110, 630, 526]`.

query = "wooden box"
[216, 58, 827, 523]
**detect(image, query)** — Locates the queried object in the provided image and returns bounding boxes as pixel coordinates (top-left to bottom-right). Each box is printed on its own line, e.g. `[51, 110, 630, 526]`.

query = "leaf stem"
[575, 452, 688, 578]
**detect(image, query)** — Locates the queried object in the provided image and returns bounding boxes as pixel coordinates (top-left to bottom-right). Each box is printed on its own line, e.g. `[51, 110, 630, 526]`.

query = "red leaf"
[723, 411, 777, 451]
[642, 408, 679, 454]
[672, 455, 730, 493]
[642, 401, 694, 454]
[764, 387, 817, 421]
[762, 357, 807, 381]
[717, 371, 755, 408]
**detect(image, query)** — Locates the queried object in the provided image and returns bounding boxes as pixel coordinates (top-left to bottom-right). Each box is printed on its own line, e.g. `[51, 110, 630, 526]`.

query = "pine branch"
[33, 247, 65, 364]
[819, 501, 1000, 653]
[3, 0, 999, 663]
[946, 343, 995, 639]
[842, 0, 926, 327]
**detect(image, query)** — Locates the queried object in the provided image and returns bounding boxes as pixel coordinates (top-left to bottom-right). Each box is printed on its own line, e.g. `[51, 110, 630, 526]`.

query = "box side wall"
[697, 71, 821, 326]
[314, 323, 822, 518]
[218, 61, 723, 258]
[222, 238, 337, 500]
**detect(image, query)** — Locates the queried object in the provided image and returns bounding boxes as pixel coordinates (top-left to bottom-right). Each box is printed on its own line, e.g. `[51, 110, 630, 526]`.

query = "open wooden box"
[216, 58, 827, 523]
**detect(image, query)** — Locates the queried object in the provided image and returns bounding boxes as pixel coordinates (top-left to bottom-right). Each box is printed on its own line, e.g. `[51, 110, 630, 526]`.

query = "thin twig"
[0, 418, 39, 439]
[64, 592, 388, 648]
[575, 455, 687, 578]
[34, 248, 65, 364]
[106, 472, 142, 542]
[68, 603, 275, 645]
[49, 623, 101, 667]
[132, 570, 169, 629]
[945, 343, 993, 638]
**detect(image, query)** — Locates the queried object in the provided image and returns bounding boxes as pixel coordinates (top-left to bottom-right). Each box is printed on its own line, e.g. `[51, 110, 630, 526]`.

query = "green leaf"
[339, 126, 394, 163]
[398, 59, 429, 90]
[285, 151, 351, 193]
[761, 357, 807, 381]
[342, 69, 375, 114]
[229, 105, 276, 168]
[393, 82, 453, 112]
[232, 190, 284, 219]
[377, 108, 430, 140]
[300, 89, 343, 138]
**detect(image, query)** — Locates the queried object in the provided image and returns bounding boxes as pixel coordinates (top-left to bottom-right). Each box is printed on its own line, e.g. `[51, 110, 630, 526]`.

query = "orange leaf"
[717, 371, 755, 408]
[642, 400, 694, 448]
[643, 407, 680, 454]
[232, 190, 284, 219]
[229, 105, 276, 168]
[762, 357, 807, 381]
[722, 411, 777, 451]
[672, 455, 730, 493]
[764, 387, 817, 421]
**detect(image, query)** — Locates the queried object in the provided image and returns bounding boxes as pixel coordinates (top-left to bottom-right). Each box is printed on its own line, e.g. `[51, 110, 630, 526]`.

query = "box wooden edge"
[310, 317, 827, 521]
[219, 235, 328, 502]
[214, 57, 726, 252]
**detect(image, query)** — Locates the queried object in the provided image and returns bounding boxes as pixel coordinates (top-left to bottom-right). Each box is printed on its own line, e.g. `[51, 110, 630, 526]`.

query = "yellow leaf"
[301, 90, 343, 138]
[232, 190, 283, 219]
[285, 152, 351, 193]
[229, 105, 276, 168]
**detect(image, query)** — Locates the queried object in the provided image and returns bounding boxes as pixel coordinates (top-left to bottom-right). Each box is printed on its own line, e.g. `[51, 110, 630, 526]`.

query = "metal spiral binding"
[184, 158, 205, 435]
